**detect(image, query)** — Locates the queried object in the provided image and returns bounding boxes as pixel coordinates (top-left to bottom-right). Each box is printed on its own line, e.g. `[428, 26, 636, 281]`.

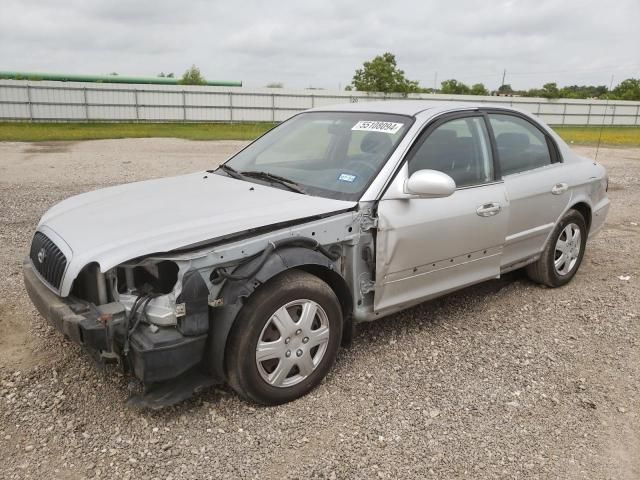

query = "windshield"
[222, 111, 414, 200]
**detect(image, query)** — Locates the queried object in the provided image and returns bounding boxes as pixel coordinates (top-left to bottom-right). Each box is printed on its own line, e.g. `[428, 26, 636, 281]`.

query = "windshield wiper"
[213, 164, 245, 180]
[241, 170, 306, 194]
[213, 165, 306, 194]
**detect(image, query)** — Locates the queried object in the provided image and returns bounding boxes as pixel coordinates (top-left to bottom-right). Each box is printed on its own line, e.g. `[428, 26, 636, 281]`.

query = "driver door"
[374, 113, 509, 312]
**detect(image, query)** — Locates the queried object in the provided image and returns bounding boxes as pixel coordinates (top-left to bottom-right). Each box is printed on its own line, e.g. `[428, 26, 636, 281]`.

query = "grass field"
[0, 122, 277, 142]
[553, 126, 640, 146]
[0, 122, 639, 146]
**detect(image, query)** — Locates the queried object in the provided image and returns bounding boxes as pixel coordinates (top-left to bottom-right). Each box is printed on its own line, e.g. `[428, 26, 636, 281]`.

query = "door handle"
[476, 202, 501, 217]
[551, 183, 569, 195]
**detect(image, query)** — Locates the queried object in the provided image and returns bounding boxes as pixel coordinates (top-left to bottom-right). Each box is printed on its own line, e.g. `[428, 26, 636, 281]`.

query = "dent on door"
[373, 184, 509, 312]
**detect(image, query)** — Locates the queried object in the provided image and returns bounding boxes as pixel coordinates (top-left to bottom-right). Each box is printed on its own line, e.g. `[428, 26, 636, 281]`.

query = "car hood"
[37, 172, 355, 294]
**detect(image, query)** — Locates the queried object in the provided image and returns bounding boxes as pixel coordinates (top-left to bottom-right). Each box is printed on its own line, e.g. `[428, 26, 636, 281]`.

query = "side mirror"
[404, 169, 456, 198]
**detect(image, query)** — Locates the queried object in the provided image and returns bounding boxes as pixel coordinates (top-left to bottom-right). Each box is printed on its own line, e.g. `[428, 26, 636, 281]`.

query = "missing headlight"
[117, 261, 179, 295]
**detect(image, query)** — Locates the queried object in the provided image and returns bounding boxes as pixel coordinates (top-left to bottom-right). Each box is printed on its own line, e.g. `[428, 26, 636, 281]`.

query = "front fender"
[205, 246, 339, 381]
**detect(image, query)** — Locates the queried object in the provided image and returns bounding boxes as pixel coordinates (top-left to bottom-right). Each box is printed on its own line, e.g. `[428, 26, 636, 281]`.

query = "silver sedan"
[24, 101, 610, 406]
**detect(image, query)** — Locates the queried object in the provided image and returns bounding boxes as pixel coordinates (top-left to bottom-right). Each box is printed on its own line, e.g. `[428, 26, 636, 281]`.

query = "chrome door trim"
[504, 222, 555, 245]
[456, 180, 504, 191]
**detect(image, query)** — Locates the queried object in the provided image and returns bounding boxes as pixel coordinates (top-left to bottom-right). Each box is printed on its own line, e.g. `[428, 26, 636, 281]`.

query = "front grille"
[29, 232, 67, 290]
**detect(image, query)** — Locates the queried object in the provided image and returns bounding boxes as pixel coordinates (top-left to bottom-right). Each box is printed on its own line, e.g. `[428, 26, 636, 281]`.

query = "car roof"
[309, 100, 516, 117]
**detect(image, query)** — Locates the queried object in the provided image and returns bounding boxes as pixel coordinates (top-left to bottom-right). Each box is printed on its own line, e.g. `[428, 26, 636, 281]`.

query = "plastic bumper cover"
[23, 258, 108, 349]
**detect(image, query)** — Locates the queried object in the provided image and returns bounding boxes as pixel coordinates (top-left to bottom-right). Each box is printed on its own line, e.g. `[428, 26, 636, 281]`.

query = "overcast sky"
[1, 0, 638, 91]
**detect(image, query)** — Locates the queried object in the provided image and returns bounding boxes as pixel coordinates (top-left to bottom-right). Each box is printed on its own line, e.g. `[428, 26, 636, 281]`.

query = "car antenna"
[594, 74, 615, 163]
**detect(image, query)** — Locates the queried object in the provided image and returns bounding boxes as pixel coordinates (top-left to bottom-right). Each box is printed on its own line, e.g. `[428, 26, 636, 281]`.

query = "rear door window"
[488, 114, 552, 176]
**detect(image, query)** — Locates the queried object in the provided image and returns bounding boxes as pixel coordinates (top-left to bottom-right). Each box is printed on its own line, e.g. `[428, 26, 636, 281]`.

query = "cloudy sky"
[1, 0, 638, 91]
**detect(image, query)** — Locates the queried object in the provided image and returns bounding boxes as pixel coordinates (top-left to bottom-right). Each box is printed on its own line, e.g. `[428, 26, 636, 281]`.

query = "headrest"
[427, 129, 457, 143]
[360, 132, 393, 154]
[496, 132, 530, 149]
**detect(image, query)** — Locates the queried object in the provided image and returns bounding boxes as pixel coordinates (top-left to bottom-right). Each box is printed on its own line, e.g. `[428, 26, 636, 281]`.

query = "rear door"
[374, 113, 509, 312]
[486, 112, 571, 268]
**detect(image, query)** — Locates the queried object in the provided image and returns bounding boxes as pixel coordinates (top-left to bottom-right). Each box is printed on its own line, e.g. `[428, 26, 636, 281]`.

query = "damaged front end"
[110, 260, 210, 385]
[23, 206, 369, 407]
[23, 252, 215, 407]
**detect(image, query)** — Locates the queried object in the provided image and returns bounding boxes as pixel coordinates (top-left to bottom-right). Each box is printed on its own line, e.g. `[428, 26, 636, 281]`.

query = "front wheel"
[225, 269, 343, 405]
[526, 209, 587, 287]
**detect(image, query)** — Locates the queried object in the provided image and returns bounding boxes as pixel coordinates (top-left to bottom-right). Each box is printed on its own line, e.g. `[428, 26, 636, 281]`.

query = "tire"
[225, 269, 343, 405]
[526, 209, 588, 288]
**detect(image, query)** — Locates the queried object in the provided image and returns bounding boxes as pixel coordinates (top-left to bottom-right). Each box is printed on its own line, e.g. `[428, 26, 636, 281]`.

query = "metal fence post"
[610, 105, 616, 126]
[26, 84, 33, 120]
[83, 87, 89, 121]
[182, 90, 187, 121]
[229, 92, 233, 122]
[636, 105, 640, 125]
[587, 103, 592, 126]
[134, 89, 140, 122]
[271, 94, 275, 122]
[562, 103, 567, 125]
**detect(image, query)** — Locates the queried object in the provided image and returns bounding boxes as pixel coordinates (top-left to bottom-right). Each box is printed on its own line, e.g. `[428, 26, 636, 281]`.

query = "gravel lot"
[0, 138, 638, 479]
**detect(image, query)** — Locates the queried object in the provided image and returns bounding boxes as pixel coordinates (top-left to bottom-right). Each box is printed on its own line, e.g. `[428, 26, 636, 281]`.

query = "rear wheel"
[225, 269, 343, 405]
[526, 209, 587, 287]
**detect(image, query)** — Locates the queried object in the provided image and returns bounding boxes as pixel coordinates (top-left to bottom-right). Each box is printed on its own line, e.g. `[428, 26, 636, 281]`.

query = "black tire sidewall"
[544, 210, 587, 287]
[226, 270, 343, 405]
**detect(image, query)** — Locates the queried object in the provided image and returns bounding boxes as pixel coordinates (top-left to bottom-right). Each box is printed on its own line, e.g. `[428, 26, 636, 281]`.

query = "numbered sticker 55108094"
[351, 120, 404, 134]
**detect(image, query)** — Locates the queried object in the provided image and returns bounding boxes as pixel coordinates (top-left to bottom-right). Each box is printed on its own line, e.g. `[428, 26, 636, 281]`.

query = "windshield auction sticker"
[352, 120, 404, 134]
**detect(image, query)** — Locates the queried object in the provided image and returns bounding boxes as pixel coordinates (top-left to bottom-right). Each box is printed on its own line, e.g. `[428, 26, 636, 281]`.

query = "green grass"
[0, 122, 639, 146]
[0, 122, 277, 142]
[553, 126, 640, 146]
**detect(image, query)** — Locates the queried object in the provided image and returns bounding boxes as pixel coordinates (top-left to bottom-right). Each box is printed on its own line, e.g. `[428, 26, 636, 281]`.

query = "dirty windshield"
[222, 111, 413, 200]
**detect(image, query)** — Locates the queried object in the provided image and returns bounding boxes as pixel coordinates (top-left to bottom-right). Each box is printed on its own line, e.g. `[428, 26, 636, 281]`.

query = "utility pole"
[501, 69, 506, 89]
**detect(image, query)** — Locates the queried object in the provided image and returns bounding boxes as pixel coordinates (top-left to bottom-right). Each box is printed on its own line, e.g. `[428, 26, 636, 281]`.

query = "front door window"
[408, 116, 494, 188]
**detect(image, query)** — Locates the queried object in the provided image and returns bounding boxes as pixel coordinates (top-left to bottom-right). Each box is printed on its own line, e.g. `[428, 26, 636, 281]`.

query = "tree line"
[346, 53, 640, 101]
[157, 58, 640, 101]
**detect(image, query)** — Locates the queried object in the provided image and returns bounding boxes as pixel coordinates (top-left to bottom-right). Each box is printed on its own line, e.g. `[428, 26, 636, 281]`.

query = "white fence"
[1, 79, 639, 126]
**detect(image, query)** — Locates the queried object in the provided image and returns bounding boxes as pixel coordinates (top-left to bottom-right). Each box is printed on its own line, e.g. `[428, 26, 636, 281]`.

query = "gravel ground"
[0, 138, 638, 479]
